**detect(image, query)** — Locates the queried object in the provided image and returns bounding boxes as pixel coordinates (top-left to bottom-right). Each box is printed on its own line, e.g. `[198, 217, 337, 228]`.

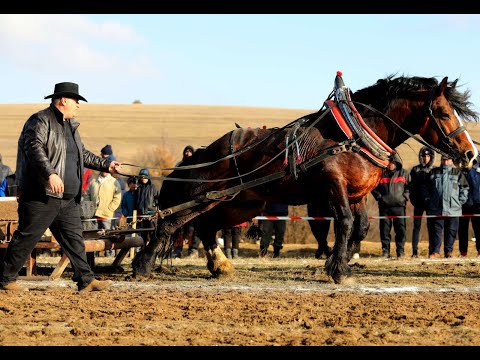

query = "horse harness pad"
[325, 78, 396, 168]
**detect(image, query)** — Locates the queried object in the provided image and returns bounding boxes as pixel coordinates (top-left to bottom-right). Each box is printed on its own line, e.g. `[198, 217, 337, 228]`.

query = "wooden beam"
[49, 255, 70, 280]
[112, 248, 129, 268]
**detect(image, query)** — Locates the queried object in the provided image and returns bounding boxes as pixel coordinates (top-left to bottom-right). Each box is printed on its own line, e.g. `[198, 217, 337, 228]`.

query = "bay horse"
[132, 73, 479, 284]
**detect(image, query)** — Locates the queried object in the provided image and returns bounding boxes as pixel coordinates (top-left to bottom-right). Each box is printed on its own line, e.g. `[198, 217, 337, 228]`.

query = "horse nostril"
[466, 150, 475, 162]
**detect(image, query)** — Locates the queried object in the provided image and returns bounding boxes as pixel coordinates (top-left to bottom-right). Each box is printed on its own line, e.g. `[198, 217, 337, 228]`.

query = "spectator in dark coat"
[136, 168, 159, 246]
[259, 202, 289, 258]
[171, 145, 201, 259]
[371, 159, 410, 258]
[121, 177, 138, 224]
[408, 146, 435, 257]
[422, 155, 469, 258]
[458, 158, 480, 257]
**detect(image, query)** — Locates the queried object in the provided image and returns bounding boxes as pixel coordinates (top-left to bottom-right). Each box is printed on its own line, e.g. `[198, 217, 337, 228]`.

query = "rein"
[352, 100, 464, 160]
[119, 84, 478, 189]
[118, 101, 338, 183]
[158, 140, 359, 218]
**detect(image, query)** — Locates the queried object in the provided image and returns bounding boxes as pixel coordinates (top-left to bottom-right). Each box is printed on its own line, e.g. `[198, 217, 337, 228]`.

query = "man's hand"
[48, 174, 64, 193]
[109, 161, 122, 174]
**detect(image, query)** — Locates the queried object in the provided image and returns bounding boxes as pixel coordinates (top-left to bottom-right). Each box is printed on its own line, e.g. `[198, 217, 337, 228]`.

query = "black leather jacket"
[16, 104, 111, 201]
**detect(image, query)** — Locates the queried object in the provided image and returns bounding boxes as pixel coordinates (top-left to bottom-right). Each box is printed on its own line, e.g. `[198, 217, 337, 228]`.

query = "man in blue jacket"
[422, 155, 469, 258]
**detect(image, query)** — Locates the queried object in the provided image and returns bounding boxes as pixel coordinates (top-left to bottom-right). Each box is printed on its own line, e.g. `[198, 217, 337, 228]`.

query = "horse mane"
[353, 74, 479, 123]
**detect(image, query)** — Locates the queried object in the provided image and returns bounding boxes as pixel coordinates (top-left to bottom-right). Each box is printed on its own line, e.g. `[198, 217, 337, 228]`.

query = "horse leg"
[196, 226, 234, 278]
[324, 186, 354, 284]
[132, 201, 226, 278]
[347, 199, 370, 261]
[132, 218, 175, 279]
[307, 202, 333, 259]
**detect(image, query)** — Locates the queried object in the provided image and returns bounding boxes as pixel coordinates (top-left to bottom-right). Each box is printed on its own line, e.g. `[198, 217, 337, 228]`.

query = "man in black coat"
[371, 159, 410, 258]
[408, 147, 435, 257]
[0, 82, 121, 292]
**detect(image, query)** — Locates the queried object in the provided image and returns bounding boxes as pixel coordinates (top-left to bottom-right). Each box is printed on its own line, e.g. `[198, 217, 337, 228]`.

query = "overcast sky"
[1, 14, 479, 111]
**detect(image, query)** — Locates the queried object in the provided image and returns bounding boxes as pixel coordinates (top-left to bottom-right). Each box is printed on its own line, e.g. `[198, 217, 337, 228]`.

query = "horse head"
[418, 76, 478, 169]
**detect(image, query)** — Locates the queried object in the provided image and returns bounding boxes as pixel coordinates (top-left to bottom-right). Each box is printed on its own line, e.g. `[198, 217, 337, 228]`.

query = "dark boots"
[260, 245, 282, 258]
[225, 248, 239, 259]
[315, 246, 333, 259]
[259, 246, 268, 257]
[273, 245, 281, 258]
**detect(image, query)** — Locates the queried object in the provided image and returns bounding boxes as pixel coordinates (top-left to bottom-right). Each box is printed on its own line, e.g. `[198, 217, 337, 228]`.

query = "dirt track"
[2, 242, 480, 347]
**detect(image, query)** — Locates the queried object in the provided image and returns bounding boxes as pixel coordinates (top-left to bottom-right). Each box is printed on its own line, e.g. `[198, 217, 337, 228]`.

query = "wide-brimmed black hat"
[44, 82, 87, 102]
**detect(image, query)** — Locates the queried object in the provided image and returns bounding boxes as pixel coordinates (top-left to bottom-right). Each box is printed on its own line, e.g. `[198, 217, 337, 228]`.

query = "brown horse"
[132, 74, 479, 284]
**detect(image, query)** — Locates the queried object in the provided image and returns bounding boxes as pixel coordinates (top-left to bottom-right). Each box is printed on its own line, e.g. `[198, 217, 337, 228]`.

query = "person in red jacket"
[371, 159, 410, 258]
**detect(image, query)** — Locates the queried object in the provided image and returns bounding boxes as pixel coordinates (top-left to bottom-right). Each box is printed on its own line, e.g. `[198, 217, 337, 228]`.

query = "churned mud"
[1, 242, 480, 346]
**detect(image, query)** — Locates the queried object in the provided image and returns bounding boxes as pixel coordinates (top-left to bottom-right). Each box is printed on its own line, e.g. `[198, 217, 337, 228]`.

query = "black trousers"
[427, 216, 459, 255]
[0, 197, 94, 289]
[378, 206, 406, 256]
[458, 204, 480, 254]
[411, 206, 427, 255]
[223, 227, 242, 250]
[260, 220, 286, 249]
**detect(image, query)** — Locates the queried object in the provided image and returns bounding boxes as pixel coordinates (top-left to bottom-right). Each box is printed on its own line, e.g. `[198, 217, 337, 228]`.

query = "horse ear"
[450, 78, 458, 89]
[439, 76, 449, 94]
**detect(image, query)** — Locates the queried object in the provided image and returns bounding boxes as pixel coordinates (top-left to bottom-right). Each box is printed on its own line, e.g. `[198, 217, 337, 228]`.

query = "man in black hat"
[408, 146, 436, 257]
[0, 82, 122, 292]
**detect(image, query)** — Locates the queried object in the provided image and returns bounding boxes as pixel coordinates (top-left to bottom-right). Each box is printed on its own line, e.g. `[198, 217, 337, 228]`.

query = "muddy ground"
[2, 241, 480, 347]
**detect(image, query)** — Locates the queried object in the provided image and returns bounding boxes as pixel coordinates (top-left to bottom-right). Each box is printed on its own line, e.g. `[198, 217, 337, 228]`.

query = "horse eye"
[437, 112, 450, 120]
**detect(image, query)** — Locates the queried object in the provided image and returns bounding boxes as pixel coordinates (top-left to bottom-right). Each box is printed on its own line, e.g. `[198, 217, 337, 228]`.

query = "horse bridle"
[354, 85, 471, 163]
[420, 87, 467, 159]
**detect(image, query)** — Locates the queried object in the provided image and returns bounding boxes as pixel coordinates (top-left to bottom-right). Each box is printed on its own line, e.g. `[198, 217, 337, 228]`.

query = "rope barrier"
[78, 213, 480, 223]
[253, 214, 480, 221]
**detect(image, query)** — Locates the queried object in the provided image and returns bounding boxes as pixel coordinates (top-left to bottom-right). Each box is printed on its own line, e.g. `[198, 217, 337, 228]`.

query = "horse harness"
[159, 75, 391, 218]
[133, 74, 468, 219]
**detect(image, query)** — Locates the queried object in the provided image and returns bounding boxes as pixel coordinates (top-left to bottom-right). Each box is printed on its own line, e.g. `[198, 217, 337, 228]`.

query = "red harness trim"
[325, 100, 353, 138]
[344, 91, 396, 155]
[326, 100, 392, 167]
[419, 116, 430, 136]
[379, 176, 407, 184]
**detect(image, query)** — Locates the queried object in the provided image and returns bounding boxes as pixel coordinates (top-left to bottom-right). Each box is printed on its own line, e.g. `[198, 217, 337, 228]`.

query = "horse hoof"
[218, 259, 235, 276]
[209, 258, 235, 277]
[206, 246, 235, 277]
[131, 273, 151, 281]
[332, 275, 356, 285]
[131, 263, 152, 279]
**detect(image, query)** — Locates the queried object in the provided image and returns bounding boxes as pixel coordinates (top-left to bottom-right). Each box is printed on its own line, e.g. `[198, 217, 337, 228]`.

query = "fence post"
[129, 210, 137, 258]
